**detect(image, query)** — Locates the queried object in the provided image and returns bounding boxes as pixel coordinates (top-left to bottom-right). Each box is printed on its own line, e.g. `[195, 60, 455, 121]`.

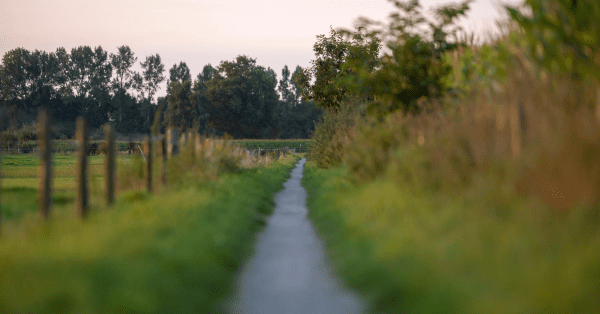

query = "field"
[1, 154, 115, 222]
[232, 139, 310, 152]
[7, 140, 143, 154]
[0, 147, 301, 313]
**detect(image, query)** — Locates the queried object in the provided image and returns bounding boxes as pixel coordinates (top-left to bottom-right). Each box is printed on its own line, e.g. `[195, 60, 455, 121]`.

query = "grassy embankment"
[303, 161, 600, 313]
[0, 149, 300, 313]
[301, 2, 600, 313]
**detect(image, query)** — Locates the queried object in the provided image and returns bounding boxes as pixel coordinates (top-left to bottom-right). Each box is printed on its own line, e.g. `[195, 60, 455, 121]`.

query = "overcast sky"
[1, 0, 519, 98]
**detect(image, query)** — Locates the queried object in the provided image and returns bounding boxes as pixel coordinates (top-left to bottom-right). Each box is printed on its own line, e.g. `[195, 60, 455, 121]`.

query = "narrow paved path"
[225, 158, 363, 314]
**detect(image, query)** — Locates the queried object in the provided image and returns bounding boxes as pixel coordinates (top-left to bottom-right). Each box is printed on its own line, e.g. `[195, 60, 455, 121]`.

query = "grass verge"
[0, 154, 300, 314]
[303, 161, 600, 313]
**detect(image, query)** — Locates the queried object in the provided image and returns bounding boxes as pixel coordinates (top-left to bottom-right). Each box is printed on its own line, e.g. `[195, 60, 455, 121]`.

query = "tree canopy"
[1, 47, 321, 139]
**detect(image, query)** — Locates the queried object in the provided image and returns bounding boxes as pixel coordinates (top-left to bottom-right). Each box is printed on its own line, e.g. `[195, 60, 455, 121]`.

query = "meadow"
[0, 140, 301, 313]
[232, 139, 310, 152]
[1, 154, 112, 222]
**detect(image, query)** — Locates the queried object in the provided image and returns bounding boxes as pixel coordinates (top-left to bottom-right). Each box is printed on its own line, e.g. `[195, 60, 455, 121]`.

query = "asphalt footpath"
[224, 158, 364, 314]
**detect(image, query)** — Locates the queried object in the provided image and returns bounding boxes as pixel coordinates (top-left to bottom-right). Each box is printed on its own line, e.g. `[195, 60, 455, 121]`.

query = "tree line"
[0, 45, 321, 139]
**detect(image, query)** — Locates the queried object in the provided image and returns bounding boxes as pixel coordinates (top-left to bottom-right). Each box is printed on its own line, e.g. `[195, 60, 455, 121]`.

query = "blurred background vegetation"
[0, 134, 299, 313]
[301, 0, 600, 312]
[0, 48, 321, 142]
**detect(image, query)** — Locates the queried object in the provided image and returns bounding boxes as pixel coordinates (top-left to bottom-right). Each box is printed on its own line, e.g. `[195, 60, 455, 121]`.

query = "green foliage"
[0, 122, 38, 151]
[233, 139, 311, 151]
[298, 0, 600, 312]
[109, 45, 137, 92]
[204, 56, 279, 138]
[0, 46, 314, 139]
[117, 155, 146, 191]
[278, 65, 295, 105]
[166, 61, 191, 94]
[65, 46, 112, 99]
[191, 64, 217, 133]
[0, 155, 300, 313]
[137, 53, 166, 101]
[506, 0, 600, 81]
[294, 27, 381, 109]
[444, 42, 510, 97]
[340, 0, 472, 115]
[303, 160, 600, 313]
[342, 113, 409, 183]
[306, 105, 356, 168]
[274, 65, 324, 139]
[163, 80, 195, 132]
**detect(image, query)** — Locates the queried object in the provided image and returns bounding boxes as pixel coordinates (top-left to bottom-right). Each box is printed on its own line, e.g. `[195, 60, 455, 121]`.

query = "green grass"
[1, 154, 134, 223]
[0, 154, 300, 313]
[232, 139, 310, 151]
[302, 161, 600, 313]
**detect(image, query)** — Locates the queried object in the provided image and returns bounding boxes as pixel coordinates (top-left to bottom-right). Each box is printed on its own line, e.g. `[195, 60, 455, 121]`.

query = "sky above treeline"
[1, 0, 519, 98]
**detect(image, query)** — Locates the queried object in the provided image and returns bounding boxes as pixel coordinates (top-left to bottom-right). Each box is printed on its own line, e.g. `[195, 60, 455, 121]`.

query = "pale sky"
[1, 0, 519, 98]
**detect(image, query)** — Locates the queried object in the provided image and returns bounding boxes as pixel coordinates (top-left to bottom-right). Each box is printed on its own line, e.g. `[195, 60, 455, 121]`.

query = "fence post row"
[144, 136, 152, 193]
[104, 125, 115, 205]
[75, 117, 88, 218]
[38, 110, 52, 220]
[160, 137, 167, 184]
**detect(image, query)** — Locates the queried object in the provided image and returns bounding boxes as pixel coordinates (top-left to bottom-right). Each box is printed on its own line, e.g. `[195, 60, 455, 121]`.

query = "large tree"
[134, 53, 165, 102]
[0, 48, 33, 103]
[163, 80, 195, 131]
[166, 61, 191, 94]
[274, 65, 323, 139]
[278, 65, 296, 106]
[192, 64, 217, 133]
[63, 45, 112, 124]
[338, 0, 472, 115]
[110, 45, 137, 93]
[65, 46, 112, 99]
[0, 48, 65, 125]
[110, 45, 138, 128]
[294, 27, 381, 109]
[132, 53, 166, 132]
[205, 55, 279, 138]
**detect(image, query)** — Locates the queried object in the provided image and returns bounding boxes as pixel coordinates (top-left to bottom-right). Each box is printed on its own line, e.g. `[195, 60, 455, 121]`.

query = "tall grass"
[303, 8, 600, 313]
[0, 147, 300, 313]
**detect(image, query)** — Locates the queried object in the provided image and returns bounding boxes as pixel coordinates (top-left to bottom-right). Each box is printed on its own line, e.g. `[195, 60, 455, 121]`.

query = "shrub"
[306, 104, 357, 168]
[338, 0, 473, 116]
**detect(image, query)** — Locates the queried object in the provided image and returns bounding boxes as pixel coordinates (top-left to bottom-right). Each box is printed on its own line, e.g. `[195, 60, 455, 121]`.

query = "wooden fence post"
[194, 132, 201, 156]
[104, 124, 115, 205]
[167, 128, 180, 159]
[180, 132, 189, 151]
[160, 137, 167, 185]
[38, 109, 52, 219]
[76, 117, 88, 218]
[144, 136, 152, 193]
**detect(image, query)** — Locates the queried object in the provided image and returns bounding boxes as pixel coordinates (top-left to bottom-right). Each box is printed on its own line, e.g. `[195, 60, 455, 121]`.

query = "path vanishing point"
[225, 158, 364, 314]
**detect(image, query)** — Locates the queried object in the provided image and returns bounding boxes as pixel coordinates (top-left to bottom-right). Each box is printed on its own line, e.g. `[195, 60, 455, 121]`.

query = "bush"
[306, 105, 357, 168]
